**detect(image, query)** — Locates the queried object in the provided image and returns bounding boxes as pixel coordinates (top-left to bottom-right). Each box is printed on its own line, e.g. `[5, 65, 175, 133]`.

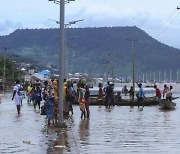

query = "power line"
[162, 15, 180, 37]
[155, 8, 177, 35]
[156, 10, 180, 39]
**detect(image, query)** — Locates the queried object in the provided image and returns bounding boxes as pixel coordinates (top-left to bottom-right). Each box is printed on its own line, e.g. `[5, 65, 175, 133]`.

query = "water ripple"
[72, 97, 180, 154]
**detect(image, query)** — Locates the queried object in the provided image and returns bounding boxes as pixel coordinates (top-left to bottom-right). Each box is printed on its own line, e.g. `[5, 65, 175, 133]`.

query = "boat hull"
[73, 96, 178, 106]
[74, 96, 159, 106]
[159, 100, 176, 109]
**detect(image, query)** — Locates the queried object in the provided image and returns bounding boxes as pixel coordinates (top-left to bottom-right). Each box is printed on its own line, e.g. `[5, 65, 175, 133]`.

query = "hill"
[0, 26, 180, 80]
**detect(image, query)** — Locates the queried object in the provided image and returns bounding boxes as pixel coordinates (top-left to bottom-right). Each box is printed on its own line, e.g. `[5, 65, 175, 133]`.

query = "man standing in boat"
[105, 82, 114, 107]
[137, 83, 145, 108]
[129, 86, 134, 100]
[169, 85, 173, 102]
[154, 85, 161, 102]
[122, 85, 128, 99]
[163, 84, 171, 102]
[104, 81, 110, 106]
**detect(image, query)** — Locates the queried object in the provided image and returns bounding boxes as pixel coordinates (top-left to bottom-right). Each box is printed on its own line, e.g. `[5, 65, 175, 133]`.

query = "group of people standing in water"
[12, 78, 91, 125]
[98, 81, 174, 108]
[11, 78, 174, 124]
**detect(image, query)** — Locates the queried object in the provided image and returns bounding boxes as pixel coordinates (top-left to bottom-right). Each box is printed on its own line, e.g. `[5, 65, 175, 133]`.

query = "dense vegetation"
[0, 26, 180, 80]
[0, 55, 14, 79]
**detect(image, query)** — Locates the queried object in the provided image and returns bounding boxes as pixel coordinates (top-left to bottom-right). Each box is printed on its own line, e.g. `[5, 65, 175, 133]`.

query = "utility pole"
[58, 0, 65, 126]
[164, 70, 166, 83]
[142, 73, 144, 83]
[159, 71, 161, 83]
[170, 70, 172, 83]
[177, 69, 179, 83]
[64, 19, 83, 79]
[1, 47, 9, 90]
[48, 18, 83, 80]
[128, 38, 138, 100]
[64, 24, 69, 80]
[49, 0, 75, 126]
[146, 72, 148, 82]
[153, 71, 156, 82]
[49, 0, 65, 126]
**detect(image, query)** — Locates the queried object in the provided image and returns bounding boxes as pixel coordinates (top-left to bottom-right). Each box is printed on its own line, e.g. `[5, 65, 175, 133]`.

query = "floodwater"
[0, 92, 74, 154]
[70, 84, 180, 154]
[71, 103, 180, 154]
[0, 92, 48, 154]
[1, 83, 180, 154]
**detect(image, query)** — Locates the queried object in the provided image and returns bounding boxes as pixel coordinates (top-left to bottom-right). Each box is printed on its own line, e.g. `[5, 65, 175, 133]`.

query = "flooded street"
[71, 102, 180, 154]
[70, 84, 180, 154]
[1, 84, 180, 154]
[0, 93, 48, 154]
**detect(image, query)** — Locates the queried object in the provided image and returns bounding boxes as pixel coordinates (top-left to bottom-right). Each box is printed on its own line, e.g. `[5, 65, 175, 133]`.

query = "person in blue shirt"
[137, 83, 145, 108]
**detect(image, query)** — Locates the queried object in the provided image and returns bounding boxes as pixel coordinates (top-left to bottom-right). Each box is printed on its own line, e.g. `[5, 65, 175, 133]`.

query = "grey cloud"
[0, 20, 22, 35]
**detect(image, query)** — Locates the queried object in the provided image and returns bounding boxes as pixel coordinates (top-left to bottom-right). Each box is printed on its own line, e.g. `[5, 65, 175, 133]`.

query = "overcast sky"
[1, 0, 180, 48]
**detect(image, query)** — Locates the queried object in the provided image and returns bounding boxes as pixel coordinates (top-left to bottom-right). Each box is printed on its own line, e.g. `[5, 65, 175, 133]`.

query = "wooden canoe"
[159, 100, 176, 109]
[73, 96, 179, 106]
[73, 96, 159, 106]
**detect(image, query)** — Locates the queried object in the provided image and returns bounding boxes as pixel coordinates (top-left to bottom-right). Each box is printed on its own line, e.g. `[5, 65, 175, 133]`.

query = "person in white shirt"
[73, 81, 78, 96]
[12, 79, 23, 114]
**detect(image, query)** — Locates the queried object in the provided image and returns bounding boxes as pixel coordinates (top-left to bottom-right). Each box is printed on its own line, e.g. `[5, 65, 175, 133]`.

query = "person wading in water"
[137, 83, 145, 108]
[12, 79, 23, 114]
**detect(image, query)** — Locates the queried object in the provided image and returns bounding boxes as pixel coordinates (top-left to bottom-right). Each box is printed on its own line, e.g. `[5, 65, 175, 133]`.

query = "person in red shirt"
[98, 83, 103, 105]
[163, 84, 171, 101]
[154, 85, 162, 102]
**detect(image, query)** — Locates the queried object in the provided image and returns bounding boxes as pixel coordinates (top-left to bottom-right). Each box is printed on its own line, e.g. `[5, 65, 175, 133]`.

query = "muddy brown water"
[0, 83, 180, 154]
[69, 84, 180, 154]
[0, 92, 48, 154]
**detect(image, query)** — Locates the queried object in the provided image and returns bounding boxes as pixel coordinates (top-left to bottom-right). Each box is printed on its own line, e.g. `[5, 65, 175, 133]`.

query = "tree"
[0, 55, 14, 79]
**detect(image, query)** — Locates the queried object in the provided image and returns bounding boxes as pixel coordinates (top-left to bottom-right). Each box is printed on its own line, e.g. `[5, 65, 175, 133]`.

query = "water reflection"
[0, 92, 48, 154]
[72, 97, 180, 154]
[1, 86, 180, 154]
[79, 119, 90, 143]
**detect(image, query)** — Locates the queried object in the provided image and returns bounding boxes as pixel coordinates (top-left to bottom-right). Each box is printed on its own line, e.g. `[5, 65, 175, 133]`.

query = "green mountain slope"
[0, 26, 180, 79]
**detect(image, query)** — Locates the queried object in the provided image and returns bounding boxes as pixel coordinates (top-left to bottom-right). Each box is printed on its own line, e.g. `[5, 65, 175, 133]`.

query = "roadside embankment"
[46, 118, 79, 154]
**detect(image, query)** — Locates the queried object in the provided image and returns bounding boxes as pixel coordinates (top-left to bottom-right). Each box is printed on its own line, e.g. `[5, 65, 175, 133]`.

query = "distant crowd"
[11, 78, 174, 125]
[12, 79, 91, 125]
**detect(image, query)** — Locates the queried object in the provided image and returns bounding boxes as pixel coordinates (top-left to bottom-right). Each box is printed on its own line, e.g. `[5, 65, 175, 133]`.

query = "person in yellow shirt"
[26, 84, 33, 104]
[63, 81, 69, 116]
[52, 80, 59, 124]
